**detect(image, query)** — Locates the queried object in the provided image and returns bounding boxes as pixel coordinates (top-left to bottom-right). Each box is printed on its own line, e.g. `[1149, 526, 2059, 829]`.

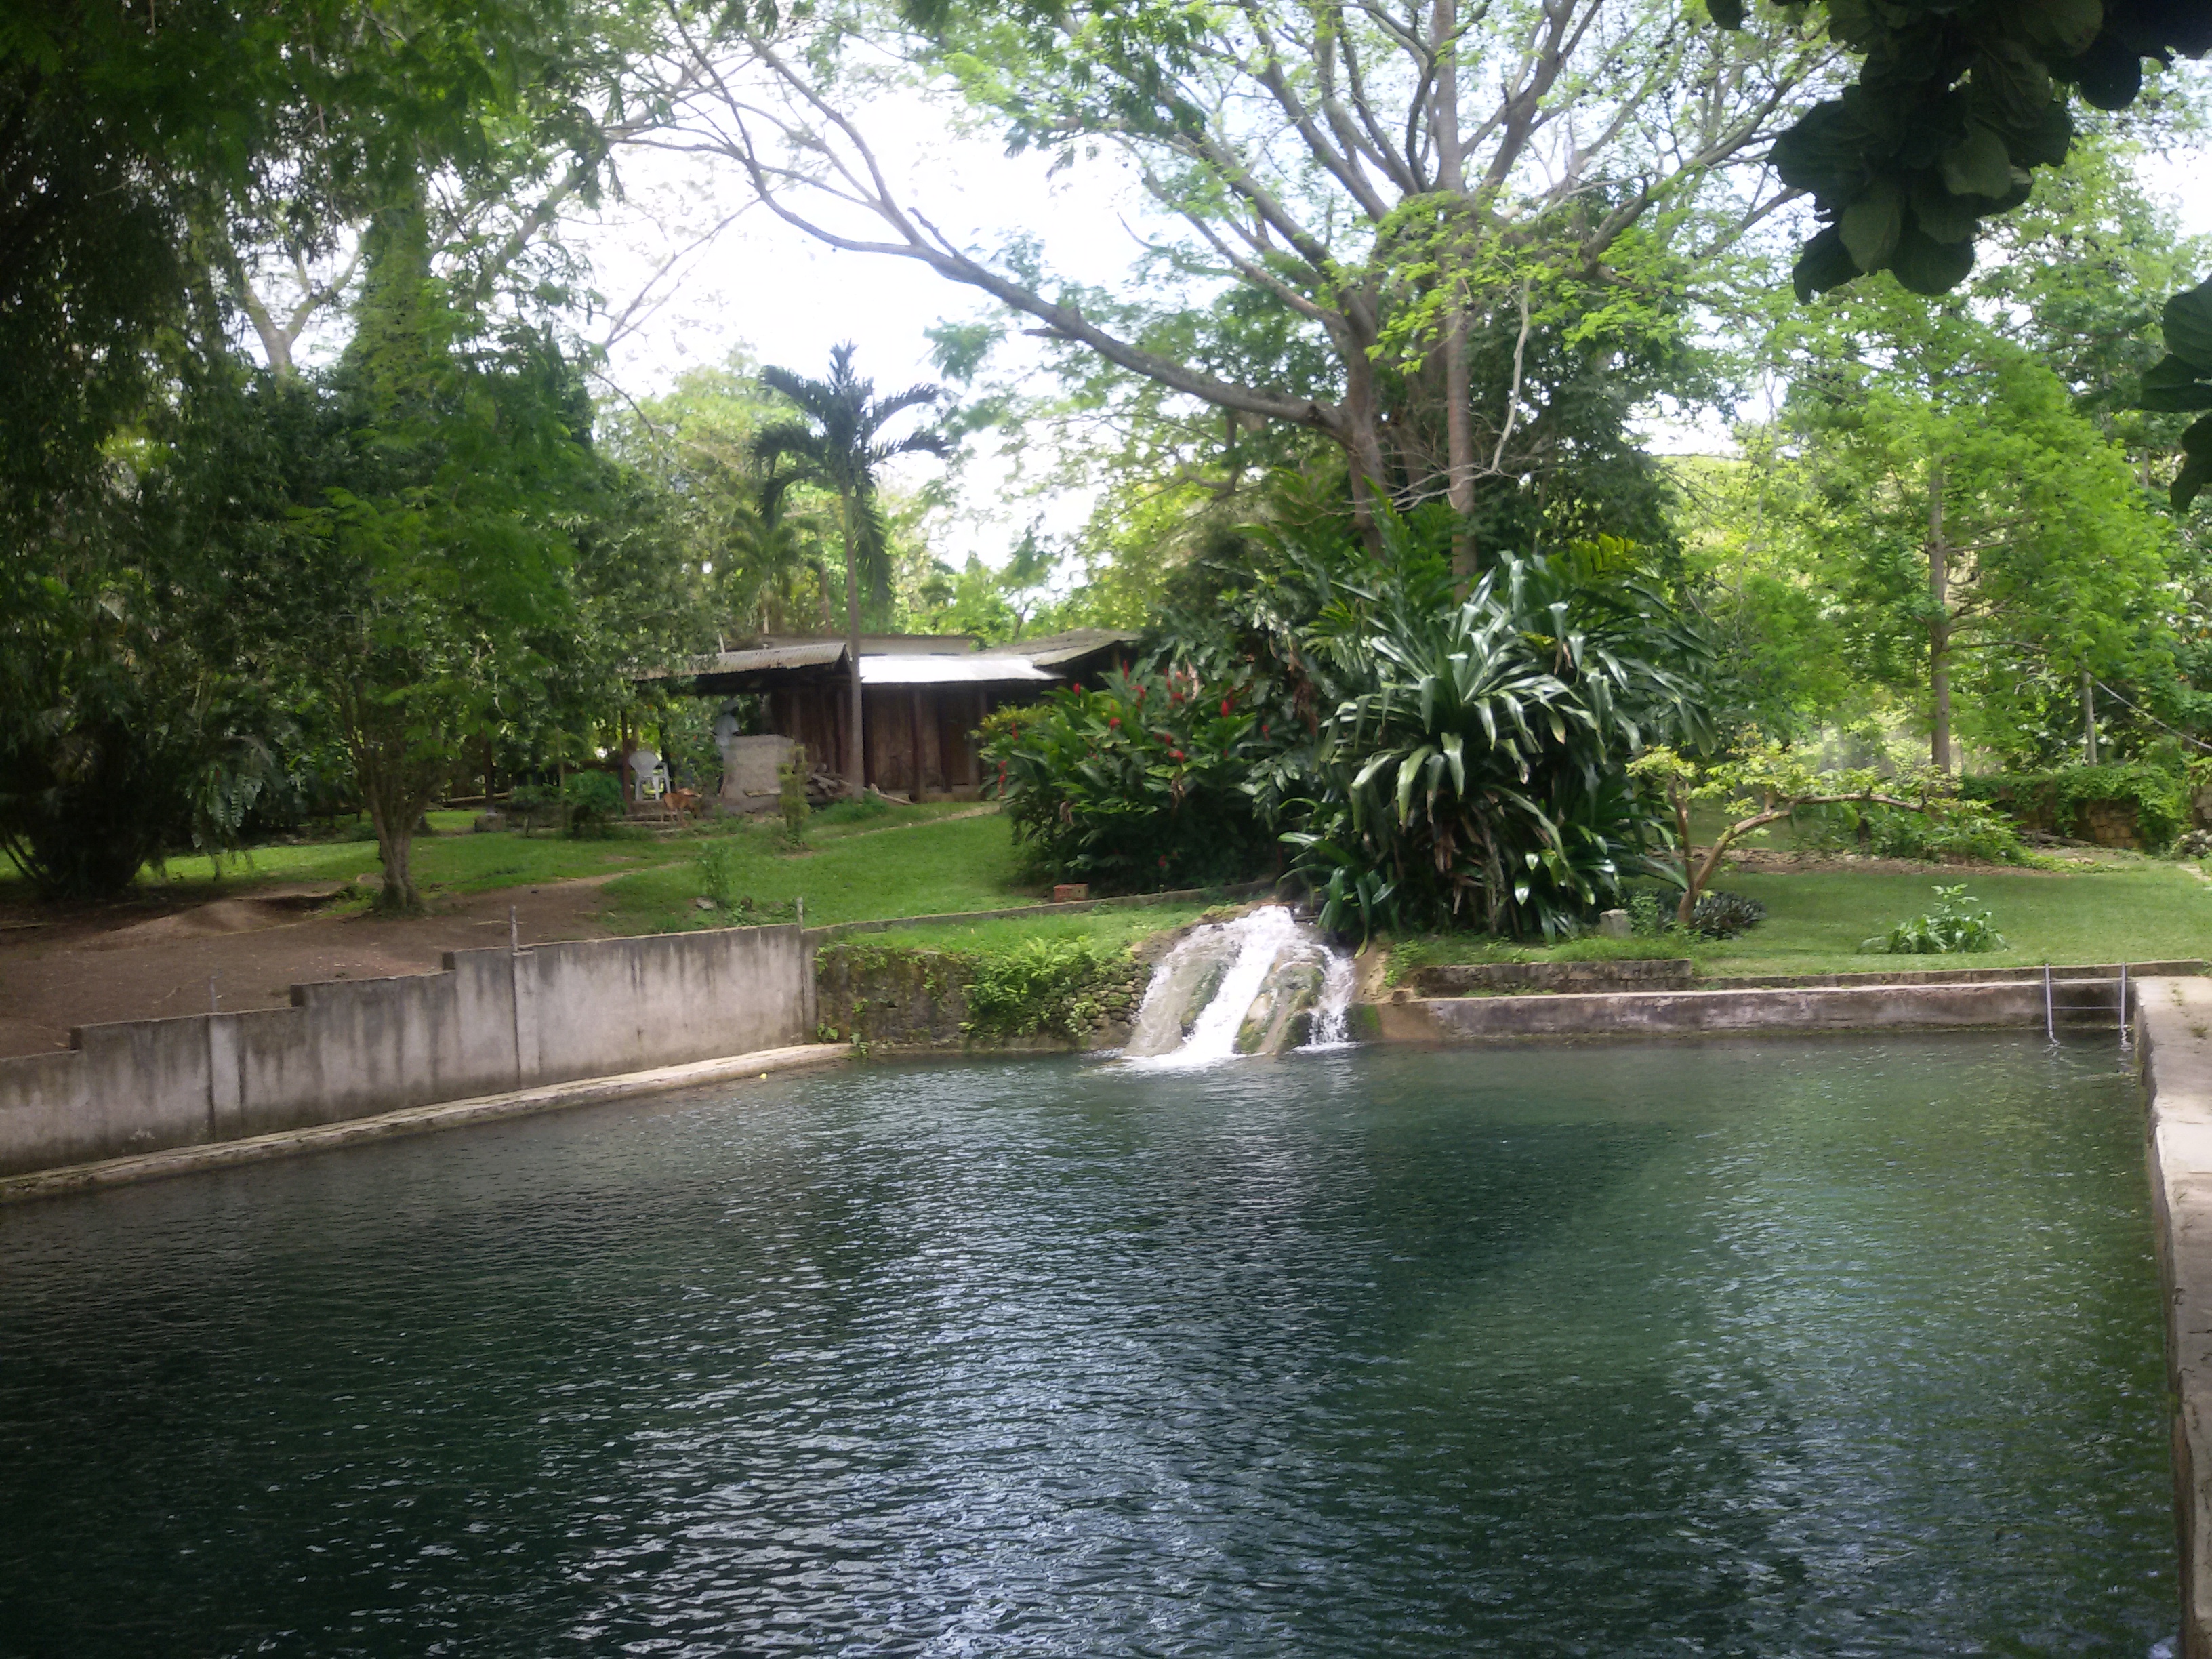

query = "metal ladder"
[2044, 962, 2130, 1049]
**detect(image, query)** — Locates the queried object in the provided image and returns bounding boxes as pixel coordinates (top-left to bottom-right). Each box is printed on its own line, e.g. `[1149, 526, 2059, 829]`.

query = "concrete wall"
[2137, 977, 2212, 1658]
[1369, 977, 2127, 1043]
[0, 925, 815, 1179]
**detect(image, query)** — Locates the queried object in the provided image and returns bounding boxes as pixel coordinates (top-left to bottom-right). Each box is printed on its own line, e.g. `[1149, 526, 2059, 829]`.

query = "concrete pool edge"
[2139, 977, 2212, 1659]
[1366, 976, 2135, 1042]
[0, 1042, 848, 1208]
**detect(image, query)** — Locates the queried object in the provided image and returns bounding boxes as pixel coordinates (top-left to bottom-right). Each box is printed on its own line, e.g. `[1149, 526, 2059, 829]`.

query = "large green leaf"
[1889, 226, 1978, 295]
[2164, 279, 2212, 371]
[1910, 173, 1982, 243]
[1841, 175, 1903, 270]
[2177, 415, 2212, 514]
[2020, 0, 2104, 58]
[1940, 125, 2014, 199]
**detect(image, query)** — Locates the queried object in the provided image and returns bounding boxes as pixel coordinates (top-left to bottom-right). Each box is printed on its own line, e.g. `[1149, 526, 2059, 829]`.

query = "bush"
[1860, 885, 2006, 954]
[562, 769, 623, 837]
[508, 783, 558, 836]
[813, 793, 891, 827]
[964, 937, 1136, 1040]
[1797, 798, 2027, 863]
[1959, 762, 2189, 851]
[1286, 539, 1705, 941]
[980, 663, 1277, 893]
[1687, 889, 1766, 939]
[695, 842, 742, 909]
[777, 743, 811, 846]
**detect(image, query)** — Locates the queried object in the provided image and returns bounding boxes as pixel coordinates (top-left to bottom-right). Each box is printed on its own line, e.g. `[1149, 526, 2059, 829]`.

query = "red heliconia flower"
[1221, 699, 1231, 716]
[1158, 855, 1168, 868]
[1261, 722, 1269, 737]
[1170, 749, 1185, 762]
[1108, 716, 1120, 727]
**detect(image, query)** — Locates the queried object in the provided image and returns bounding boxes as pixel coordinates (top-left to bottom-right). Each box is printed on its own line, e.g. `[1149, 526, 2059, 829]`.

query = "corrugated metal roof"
[858, 656, 1056, 687]
[684, 642, 848, 676]
[979, 628, 1141, 667]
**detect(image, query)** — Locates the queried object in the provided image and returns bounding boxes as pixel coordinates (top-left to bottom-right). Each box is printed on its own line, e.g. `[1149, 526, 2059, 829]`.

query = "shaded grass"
[0, 802, 987, 911]
[1391, 862, 2212, 979]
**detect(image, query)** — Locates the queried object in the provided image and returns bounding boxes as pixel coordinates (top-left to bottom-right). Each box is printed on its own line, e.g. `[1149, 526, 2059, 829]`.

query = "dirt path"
[0, 879, 630, 1059]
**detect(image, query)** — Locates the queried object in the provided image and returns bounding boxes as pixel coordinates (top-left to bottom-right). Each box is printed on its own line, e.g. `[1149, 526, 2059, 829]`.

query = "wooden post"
[909, 685, 926, 799]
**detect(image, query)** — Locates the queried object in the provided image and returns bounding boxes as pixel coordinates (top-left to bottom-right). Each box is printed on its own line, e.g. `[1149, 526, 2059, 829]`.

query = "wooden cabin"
[670, 631, 1138, 804]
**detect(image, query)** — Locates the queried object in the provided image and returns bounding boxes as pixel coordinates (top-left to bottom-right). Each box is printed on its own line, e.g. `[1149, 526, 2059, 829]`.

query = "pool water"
[0, 1036, 2173, 1655]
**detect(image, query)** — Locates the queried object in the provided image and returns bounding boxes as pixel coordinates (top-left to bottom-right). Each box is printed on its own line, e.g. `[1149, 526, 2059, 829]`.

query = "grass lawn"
[1391, 861, 2212, 980]
[0, 800, 989, 912]
[838, 903, 1220, 955]
[600, 811, 1035, 933]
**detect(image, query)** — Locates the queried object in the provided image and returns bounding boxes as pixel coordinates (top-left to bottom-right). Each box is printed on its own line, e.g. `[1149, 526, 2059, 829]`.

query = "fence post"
[2045, 963, 2055, 1044]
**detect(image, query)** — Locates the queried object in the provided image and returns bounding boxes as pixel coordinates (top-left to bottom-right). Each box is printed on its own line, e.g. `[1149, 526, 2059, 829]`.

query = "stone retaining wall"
[813, 941, 1149, 1052]
[0, 926, 814, 1179]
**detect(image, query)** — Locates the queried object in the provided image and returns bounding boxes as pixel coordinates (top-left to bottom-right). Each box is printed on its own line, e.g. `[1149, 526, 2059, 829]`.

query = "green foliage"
[1860, 885, 2007, 955]
[507, 783, 559, 836]
[2143, 274, 2212, 510]
[1736, 0, 2205, 298]
[1688, 890, 1767, 939]
[981, 664, 1277, 893]
[1763, 283, 2177, 766]
[963, 936, 1134, 1041]
[1795, 798, 2030, 863]
[562, 770, 622, 837]
[753, 342, 949, 625]
[812, 794, 893, 827]
[696, 840, 743, 909]
[1959, 762, 2192, 850]
[777, 743, 811, 846]
[1288, 518, 1710, 941]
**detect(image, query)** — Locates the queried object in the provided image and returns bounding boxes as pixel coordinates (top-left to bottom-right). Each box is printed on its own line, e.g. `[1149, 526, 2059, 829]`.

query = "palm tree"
[754, 344, 949, 794]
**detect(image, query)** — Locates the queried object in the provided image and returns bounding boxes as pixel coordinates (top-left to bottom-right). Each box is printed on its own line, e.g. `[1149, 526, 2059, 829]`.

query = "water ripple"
[0, 1036, 2173, 1656]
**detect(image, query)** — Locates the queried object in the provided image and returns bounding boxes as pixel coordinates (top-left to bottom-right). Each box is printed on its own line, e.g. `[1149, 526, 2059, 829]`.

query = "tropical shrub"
[1861, 886, 2005, 954]
[981, 663, 1279, 893]
[1688, 890, 1766, 939]
[1286, 539, 1710, 939]
[562, 769, 623, 837]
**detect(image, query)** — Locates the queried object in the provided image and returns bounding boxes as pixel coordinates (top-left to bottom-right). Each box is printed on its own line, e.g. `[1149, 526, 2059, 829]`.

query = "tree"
[1768, 281, 2175, 771]
[1629, 743, 1960, 924]
[200, 194, 601, 910]
[752, 344, 950, 792]
[638, 0, 1828, 548]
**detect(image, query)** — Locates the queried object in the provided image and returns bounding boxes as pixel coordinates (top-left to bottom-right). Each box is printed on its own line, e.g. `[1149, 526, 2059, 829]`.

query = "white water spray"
[1122, 907, 1355, 1068]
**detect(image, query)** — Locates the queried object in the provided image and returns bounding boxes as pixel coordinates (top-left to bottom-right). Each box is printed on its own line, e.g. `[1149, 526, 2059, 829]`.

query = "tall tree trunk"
[369, 802, 416, 912]
[1927, 461, 1952, 774]
[840, 491, 866, 796]
[1432, 0, 1475, 580]
[2082, 667, 2099, 765]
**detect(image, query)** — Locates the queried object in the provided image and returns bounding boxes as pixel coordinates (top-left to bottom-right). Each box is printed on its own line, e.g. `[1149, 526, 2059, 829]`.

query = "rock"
[472, 811, 507, 834]
[1597, 908, 1631, 938]
[693, 897, 716, 910]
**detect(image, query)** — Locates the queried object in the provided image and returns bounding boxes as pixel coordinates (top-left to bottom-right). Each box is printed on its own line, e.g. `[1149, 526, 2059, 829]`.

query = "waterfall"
[1122, 907, 1355, 1066]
